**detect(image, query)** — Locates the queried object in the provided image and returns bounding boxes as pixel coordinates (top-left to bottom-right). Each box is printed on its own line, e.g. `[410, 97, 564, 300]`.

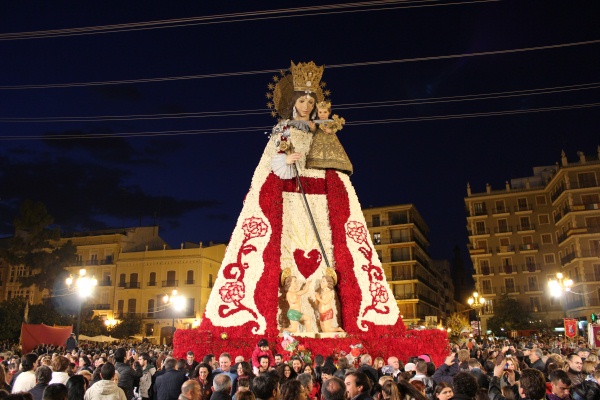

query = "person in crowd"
[291, 359, 304, 376]
[274, 355, 283, 368]
[13, 354, 39, 393]
[232, 377, 249, 400]
[191, 363, 212, 400]
[252, 373, 279, 400]
[489, 364, 545, 400]
[0, 364, 12, 393]
[358, 355, 378, 389]
[83, 363, 126, 400]
[43, 383, 69, 400]
[77, 357, 92, 375]
[565, 354, 584, 386]
[467, 359, 489, 391]
[236, 391, 255, 400]
[526, 349, 545, 373]
[211, 374, 232, 400]
[433, 353, 459, 385]
[256, 356, 270, 375]
[344, 371, 373, 400]
[29, 366, 52, 400]
[179, 380, 200, 400]
[386, 358, 403, 382]
[280, 380, 307, 400]
[381, 380, 402, 400]
[320, 365, 336, 385]
[65, 375, 87, 400]
[500, 356, 520, 390]
[277, 364, 295, 385]
[546, 370, 571, 400]
[49, 357, 70, 386]
[433, 383, 453, 400]
[251, 340, 275, 375]
[321, 377, 345, 400]
[450, 372, 478, 400]
[296, 373, 314, 400]
[184, 352, 199, 378]
[137, 353, 155, 400]
[213, 354, 237, 388]
[65, 335, 77, 353]
[154, 358, 188, 400]
[113, 348, 138, 400]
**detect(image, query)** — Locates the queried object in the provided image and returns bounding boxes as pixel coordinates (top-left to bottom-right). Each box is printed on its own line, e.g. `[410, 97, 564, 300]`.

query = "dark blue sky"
[1, 1, 599, 264]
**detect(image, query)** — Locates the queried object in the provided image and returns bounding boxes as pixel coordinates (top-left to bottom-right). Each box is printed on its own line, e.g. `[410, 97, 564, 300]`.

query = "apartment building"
[362, 204, 453, 326]
[465, 148, 600, 332]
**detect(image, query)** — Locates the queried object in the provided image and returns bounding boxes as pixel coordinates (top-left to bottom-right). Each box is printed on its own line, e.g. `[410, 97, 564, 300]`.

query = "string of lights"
[1, 81, 598, 123]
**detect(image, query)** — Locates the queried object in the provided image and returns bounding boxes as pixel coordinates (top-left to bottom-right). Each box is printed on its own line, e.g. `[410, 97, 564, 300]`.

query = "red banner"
[592, 325, 600, 347]
[20, 323, 72, 354]
[564, 318, 578, 338]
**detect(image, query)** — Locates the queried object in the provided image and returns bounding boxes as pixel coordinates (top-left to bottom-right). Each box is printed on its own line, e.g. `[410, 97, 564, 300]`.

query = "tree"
[28, 300, 73, 327]
[108, 314, 143, 339]
[0, 200, 76, 292]
[487, 294, 531, 334]
[0, 297, 27, 341]
[80, 314, 109, 337]
[446, 312, 471, 340]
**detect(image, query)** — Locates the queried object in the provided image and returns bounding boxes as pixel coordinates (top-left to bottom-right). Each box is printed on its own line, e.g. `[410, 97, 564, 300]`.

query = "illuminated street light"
[549, 273, 573, 317]
[65, 268, 98, 341]
[163, 289, 185, 331]
[468, 291, 485, 337]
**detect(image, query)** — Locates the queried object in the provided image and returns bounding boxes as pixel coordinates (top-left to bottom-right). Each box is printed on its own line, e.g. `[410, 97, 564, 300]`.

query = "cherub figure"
[283, 276, 313, 333]
[314, 274, 344, 333]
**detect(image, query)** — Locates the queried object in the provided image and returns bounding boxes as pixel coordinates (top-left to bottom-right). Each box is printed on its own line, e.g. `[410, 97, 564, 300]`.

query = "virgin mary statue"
[199, 61, 404, 338]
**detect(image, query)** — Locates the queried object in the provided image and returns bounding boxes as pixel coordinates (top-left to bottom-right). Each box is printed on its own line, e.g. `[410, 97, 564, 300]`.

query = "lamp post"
[468, 291, 485, 337]
[65, 268, 98, 341]
[163, 289, 185, 331]
[548, 273, 573, 318]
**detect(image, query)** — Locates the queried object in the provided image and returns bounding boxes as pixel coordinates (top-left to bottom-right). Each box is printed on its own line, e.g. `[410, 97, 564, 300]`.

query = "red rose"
[242, 216, 268, 240]
[345, 221, 367, 244]
[369, 282, 389, 303]
[219, 281, 246, 303]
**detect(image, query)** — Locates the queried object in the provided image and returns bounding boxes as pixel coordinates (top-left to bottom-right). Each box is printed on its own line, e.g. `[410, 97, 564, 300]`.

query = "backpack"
[422, 377, 435, 400]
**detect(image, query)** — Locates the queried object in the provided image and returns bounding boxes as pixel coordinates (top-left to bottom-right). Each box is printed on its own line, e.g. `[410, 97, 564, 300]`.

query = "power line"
[2, 39, 598, 90]
[1, 102, 598, 141]
[1, 81, 598, 123]
[0, 0, 498, 41]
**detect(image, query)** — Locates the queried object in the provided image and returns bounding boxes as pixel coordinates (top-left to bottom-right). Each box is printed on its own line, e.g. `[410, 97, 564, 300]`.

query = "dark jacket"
[155, 369, 188, 400]
[28, 382, 48, 400]
[351, 392, 374, 400]
[211, 391, 233, 400]
[530, 359, 545, 373]
[469, 368, 490, 390]
[115, 361, 141, 400]
[433, 363, 459, 385]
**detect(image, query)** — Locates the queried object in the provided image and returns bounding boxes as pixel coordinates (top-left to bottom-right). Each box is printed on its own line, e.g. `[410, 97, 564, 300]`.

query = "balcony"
[500, 285, 520, 294]
[98, 279, 112, 287]
[468, 245, 493, 255]
[551, 182, 566, 202]
[521, 263, 541, 273]
[519, 243, 539, 252]
[572, 202, 600, 211]
[492, 207, 510, 215]
[147, 281, 157, 287]
[72, 257, 115, 266]
[524, 283, 543, 292]
[514, 204, 533, 213]
[392, 273, 414, 281]
[118, 282, 141, 289]
[468, 228, 490, 236]
[494, 226, 513, 234]
[517, 224, 536, 232]
[480, 287, 497, 296]
[496, 245, 516, 253]
[367, 217, 409, 228]
[498, 264, 516, 274]
[558, 225, 600, 244]
[162, 280, 179, 287]
[185, 279, 195, 285]
[474, 266, 495, 276]
[466, 209, 488, 217]
[93, 304, 111, 310]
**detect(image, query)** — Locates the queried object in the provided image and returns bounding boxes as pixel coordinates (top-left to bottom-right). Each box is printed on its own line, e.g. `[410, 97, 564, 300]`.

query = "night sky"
[1, 1, 599, 265]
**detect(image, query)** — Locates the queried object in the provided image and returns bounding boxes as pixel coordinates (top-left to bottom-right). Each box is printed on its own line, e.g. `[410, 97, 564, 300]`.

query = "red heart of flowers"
[293, 249, 322, 279]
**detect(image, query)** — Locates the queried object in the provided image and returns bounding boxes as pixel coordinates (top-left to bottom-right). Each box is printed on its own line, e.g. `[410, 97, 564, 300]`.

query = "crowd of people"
[0, 335, 598, 400]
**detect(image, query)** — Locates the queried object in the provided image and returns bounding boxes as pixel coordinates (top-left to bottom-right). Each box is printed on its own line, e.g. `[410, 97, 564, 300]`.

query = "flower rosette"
[369, 282, 389, 303]
[345, 221, 367, 245]
[242, 216, 268, 240]
[219, 281, 245, 303]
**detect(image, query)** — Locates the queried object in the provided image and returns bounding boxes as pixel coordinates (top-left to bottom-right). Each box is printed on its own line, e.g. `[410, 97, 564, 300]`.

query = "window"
[119, 274, 126, 286]
[185, 298, 195, 317]
[505, 278, 516, 293]
[130, 273, 138, 284]
[517, 198, 529, 211]
[475, 221, 487, 235]
[147, 299, 155, 315]
[208, 274, 213, 288]
[186, 270, 194, 284]
[497, 219, 509, 233]
[519, 216, 531, 230]
[476, 239, 487, 250]
[499, 237, 510, 249]
[495, 200, 506, 213]
[149, 272, 156, 286]
[594, 264, 600, 281]
[541, 234, 552, 244]
[474, 202, 487, 215]
[127, 299, 136, 314]
[101, 292, 109, 305]
[529, 297, 541, 312]
[536, 195, 547, 205]
[544, 253, 556, 264]
[166, 270, 176, 286]
[481, 279, 492, 294]
[372, 215, 380, 227]
[581, 193, 600, 205]
[578, 172, 597, 188]
[538, 214, 550, 225]
[76, 254, 83, 262]
[586, 216, 600, 228]
[373, 232, 381, 245]
[525, 255, 536, 268]
[523, 236, 533, 246]
[479, 260, 490, 275]
[117, 300, 124, 313]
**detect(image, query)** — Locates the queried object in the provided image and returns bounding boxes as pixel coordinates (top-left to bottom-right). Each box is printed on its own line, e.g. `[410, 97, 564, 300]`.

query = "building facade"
[362, 204, 455, 326]
[1, 226, 225, 343]
[465, 148, 600, 332]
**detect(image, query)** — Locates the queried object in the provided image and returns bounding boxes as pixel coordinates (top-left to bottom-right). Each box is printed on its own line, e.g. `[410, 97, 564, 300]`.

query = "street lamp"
[549, 273, 573, 317]
[65, 268, 98, 341]
[468, 291, 485, 337]
[163, 289, 185, 330]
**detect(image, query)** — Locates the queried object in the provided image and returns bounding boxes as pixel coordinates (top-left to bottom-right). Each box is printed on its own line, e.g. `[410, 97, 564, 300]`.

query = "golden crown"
[266, 61, 330, 119]
[291, 61, 324, 92]
[321, 114, 345, 134]
[317, 100, 331, 110]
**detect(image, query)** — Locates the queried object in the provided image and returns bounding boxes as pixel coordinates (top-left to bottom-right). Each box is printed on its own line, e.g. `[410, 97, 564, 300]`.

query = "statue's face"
[321, 277, 328, 289]
[294, 96, 315, 120]
[290, 277, 297, 291]
[317, 108, 330, 120]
